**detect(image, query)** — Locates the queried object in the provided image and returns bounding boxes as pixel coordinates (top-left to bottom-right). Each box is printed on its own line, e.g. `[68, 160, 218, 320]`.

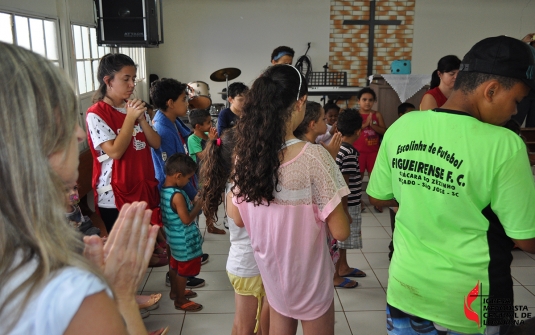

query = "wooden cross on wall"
[343, 0, 402, 82]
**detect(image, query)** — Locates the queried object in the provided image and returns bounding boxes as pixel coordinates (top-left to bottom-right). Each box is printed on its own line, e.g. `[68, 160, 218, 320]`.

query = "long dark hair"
[232, 65, 308, 205]
[92, 53, 136, 102]
[200, 128, 236, 223]
[430, 55, 461, 89]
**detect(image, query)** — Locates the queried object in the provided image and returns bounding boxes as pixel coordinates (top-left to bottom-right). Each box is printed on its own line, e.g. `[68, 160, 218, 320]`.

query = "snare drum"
[187, 81, 212, 110]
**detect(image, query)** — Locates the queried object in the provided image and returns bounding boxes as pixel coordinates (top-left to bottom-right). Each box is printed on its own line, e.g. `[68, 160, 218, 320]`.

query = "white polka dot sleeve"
[87, 114, 117, 152]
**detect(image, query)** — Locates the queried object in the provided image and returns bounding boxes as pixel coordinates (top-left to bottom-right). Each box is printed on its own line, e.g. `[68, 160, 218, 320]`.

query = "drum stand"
[210, 67, 241, 109]
[224, 73, 230, 108]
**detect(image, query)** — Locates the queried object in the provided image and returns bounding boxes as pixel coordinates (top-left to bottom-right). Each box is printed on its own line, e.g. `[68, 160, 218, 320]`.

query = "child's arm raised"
[369, 111, 387, 135]
[325, 202, 350, 241]
[137, 111, 161, 149]
[172, 192, 203, 225]
[195, 127, 218, 161]
[323, 132, 342, 159]
[100, 99, 146, 160]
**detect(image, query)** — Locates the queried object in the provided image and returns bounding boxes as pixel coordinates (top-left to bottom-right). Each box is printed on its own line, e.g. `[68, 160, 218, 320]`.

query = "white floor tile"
[514, 285, 535, 308]
[512, 251, 535, 267]
[362, 226, 391, 239]
[194, 270, 234, 291]
[361, 238, 391, 253]
[181, 312, 234, 335]
[524, 285, 535, 296]
[512, 267, 535, 286]
[345, 310, 387, 335]
[361, 216, 382, 226]
[338, 288, 386, 311]
[373, 268, 389, 288]
[363, 252, 391, 269]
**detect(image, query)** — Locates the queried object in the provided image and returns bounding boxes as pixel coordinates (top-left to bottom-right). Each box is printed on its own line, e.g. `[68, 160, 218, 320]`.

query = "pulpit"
[369, 74, 430, 127]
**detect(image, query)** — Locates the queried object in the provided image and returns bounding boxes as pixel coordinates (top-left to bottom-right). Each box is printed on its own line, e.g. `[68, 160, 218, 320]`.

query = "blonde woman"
[0, 42, 159, 334]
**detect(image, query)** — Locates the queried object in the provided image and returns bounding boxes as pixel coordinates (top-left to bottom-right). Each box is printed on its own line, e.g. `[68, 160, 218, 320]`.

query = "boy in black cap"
[367, 36, 535, 334]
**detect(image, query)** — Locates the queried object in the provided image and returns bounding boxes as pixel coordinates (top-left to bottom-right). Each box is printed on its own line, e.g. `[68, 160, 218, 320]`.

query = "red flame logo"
[464, 281, 480, 327]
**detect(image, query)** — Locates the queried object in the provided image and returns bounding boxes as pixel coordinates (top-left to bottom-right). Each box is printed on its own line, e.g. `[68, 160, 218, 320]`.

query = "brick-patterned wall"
[329, 0, 415, 88]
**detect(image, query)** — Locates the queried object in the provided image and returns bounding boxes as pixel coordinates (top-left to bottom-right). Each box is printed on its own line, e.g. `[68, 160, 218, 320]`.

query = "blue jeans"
[386, 304, 507, 335]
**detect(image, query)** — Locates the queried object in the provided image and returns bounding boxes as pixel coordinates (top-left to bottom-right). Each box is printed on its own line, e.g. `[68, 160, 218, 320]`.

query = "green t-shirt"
[367, 109, 535, 333]
[187, 133, 205, 163]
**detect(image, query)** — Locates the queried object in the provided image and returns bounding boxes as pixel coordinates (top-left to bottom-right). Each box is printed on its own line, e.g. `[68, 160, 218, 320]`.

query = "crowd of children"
[7, 34, 532, 335]
[81, 49, 418, 335]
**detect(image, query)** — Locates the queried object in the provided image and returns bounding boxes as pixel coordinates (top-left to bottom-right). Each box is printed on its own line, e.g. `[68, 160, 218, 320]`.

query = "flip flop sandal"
[170, 290, 198, 300]
[341, 268, 367, 277]
[175, 300, 203, 312]
[137, 293, 162, 310]
[334, 277, 358, 288]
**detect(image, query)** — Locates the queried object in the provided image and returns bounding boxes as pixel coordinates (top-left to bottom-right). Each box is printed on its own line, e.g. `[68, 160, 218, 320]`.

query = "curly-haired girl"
[201, 128, 268, 334]
[228, 65, 350, 335]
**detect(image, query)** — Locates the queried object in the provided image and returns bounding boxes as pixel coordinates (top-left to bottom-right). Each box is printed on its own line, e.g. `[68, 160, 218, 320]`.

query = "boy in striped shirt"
[335, 109, 367, 287]
[161, 153, 204, 312]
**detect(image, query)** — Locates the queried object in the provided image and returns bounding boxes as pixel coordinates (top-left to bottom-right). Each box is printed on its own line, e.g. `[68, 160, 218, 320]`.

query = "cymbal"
[210, 67, 241, 82]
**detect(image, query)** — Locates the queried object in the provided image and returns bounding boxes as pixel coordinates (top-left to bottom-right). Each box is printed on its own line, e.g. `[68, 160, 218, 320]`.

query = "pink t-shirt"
[234, 143, 349, 320]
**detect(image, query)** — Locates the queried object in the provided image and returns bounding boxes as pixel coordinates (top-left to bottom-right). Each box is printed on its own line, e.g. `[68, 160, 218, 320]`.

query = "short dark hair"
[324, 101, 340, 114]
[358, 87, 377, 101]
[294, 101, 323, 138]
[337, 108, 363, 136]
[164, 153, 197, 176]
[228, 82, 248, 98]
[271, 46, 295, 62]
[398, 102, 415, 115]
[150, 78, 187, 112]
[188, 108, 211, 128]
[454, 72, 519, 94]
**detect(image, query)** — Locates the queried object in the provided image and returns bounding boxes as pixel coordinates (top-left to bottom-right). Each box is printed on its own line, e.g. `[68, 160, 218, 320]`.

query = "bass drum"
[187, 81, 212, 110]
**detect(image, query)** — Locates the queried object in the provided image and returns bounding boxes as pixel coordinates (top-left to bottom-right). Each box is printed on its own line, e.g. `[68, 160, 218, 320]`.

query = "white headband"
[285, 64, 302, 101]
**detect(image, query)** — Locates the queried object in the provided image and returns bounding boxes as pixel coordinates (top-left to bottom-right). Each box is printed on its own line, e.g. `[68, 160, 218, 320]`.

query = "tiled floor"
[140, 193, 535, 335]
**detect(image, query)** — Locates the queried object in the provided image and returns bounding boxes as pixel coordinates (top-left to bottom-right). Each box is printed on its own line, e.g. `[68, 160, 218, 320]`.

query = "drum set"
[186, 67, 241, 125]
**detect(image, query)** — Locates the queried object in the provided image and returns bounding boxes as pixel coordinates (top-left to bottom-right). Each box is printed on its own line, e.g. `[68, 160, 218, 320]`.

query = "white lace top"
[234, 142, 349, 320]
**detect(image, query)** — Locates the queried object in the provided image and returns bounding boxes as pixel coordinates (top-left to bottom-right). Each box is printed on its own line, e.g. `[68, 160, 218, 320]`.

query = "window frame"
[0, 10, 62, 67]
[71, 23, 112, 96]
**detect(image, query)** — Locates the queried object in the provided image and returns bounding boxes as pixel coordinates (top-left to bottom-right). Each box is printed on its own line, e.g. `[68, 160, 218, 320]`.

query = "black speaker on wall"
[94, 0, 164, 47]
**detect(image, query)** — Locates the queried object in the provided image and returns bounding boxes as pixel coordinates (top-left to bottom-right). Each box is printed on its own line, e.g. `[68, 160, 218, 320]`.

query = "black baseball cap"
[459, 35, 535, 91]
